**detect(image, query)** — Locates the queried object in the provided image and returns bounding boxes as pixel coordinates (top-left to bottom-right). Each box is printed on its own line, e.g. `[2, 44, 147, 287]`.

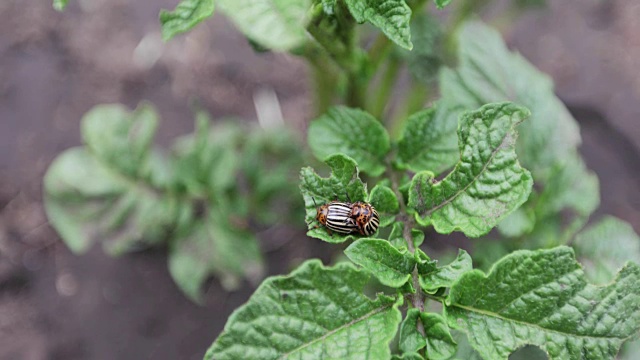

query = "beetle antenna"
[312, 197, 318, 207]
[345, 191, 351, 203]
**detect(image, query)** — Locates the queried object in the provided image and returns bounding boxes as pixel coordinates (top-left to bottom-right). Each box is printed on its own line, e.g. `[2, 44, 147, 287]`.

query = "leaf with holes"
[309, 106, 391, 176]
[205, 260, 402, 360]
[440, 20, 580, 180]
[344, 0, 412, 50]
[217, 0, 311, 51]
[445, 246, 640, 360]
[159, 0, 215, 40]
[407, 102, 533, 237]
[299, 154, 368, 243]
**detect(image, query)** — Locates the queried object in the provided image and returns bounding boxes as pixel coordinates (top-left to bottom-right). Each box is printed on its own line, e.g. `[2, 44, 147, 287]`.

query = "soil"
[0, 1, 638, 359]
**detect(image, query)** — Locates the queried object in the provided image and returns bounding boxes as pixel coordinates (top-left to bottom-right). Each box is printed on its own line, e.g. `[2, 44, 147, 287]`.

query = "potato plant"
[50, 0, 640, 359]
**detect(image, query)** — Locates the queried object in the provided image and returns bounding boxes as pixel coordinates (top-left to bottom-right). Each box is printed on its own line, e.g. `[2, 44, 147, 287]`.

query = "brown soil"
[1, 1, 639, 359]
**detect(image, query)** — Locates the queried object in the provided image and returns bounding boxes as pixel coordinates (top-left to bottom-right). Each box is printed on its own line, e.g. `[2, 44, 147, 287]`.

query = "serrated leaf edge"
[445, 248, 640, 356]
[417, 105, 531, 219]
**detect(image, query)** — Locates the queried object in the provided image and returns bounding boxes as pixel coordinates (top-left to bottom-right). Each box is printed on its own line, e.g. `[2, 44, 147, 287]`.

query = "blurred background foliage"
[1, 0, 639, 358]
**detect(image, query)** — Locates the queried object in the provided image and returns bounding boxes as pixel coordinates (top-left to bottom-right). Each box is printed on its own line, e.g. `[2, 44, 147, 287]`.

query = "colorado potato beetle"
[315, 200, 359, 235]
[314, 199, 380, 236]
[350, 201, 380, 236]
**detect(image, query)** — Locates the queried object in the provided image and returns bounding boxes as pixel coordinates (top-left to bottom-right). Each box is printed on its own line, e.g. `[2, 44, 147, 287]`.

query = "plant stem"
[389, 81, 430, 138]
[387, 159, 426, 339]
[367, 34, 393, 75]
[346, 71, 367, 109]
[444, 0, 491, 59]
[371, 56, 401, 119]
[304, 44, 340, 115]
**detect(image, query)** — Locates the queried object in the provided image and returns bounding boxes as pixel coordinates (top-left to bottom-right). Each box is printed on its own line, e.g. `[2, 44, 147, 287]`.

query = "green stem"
[387, 159, 426, 340]
[371, 56, 401, 119]
[304, 44, 340, 115]
[346, 70, 367, 109]
[367, 34, 393, 75]
[389, 81, 430, 138]
[444, 0, 491, 59]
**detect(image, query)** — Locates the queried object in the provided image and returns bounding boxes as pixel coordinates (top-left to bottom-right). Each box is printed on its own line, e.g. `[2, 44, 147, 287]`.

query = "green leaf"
[299, 154, 368, 243]
[496, 206, 535, 238]
[420, 312, 457, 360]
[242, 127, 305, 225]
[53, 0, 69, 11]
[344, 0, 412, 50]
[321, 0, 337, 15]
[445, 247, 640, 360]
[433, 0, 452, 9]
[205, 260, 402, 360]
[171, 119, 241, 197]
[404, 12, 443, 83]
[368, 184, 399, 228]
[391, 353, 423, 360]
[44, 104, 177, 254]
[44, 148, 177, 254]
[389, 222, 425, 249]
[398, 310, 457, 359]
[415, 248, 438, 275]
[620, 338, 640, 360]
[168, 211, 264, 301]
[447, 330, 484, 360]
[308, 106, 391, 176]
[217, 0, 311, 51]
[396, 104, 460, 176]
[44, 103, 265, 301]
[408, 102, 533, 237]
[534, 153, 600, 242]
[345, 238, 416, 287]
[440, 20, 581, 180]
[82, 103, 158, 179]
[399, 308, 426, 353]
[418, 249, 472, 293]
[159, 0, 215, 41]
[574, 216, 640, 284]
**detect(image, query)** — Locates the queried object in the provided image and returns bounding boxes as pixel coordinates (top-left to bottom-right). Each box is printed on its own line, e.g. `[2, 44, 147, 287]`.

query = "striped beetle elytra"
[314, 199, 380, 236]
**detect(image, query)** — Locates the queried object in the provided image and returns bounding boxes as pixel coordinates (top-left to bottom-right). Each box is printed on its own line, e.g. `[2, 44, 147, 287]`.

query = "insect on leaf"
[299, 154, 368, 243]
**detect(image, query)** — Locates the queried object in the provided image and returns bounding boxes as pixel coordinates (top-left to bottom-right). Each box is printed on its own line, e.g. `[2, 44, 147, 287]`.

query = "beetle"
[313, 198, 380, 236]
[350, 201, 380, 236]
[315, 200, 359, 235]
